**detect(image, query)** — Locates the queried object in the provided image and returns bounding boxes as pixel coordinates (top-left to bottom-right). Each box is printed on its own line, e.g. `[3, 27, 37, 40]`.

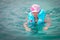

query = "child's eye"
[30, 20, 32, 22]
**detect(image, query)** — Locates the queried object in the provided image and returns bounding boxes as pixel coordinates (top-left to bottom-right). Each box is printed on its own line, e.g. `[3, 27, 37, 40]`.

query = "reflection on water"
[0, 0, 60, 40]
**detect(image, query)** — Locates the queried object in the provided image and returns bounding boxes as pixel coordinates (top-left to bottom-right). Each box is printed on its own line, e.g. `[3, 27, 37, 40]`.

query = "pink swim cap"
[30, 4, 40, 12]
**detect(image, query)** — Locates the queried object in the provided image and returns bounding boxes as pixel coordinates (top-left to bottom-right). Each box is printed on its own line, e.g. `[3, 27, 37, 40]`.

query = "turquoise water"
[0, 0, 60, 40]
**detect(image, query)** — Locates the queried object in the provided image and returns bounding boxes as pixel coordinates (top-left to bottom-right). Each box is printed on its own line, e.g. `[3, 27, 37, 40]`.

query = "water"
[0, 0, 60, 40]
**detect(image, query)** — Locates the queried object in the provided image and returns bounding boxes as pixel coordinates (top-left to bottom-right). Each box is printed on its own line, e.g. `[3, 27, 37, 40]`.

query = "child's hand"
[44, 27, 48, 30]
[26, 28, 31, 32]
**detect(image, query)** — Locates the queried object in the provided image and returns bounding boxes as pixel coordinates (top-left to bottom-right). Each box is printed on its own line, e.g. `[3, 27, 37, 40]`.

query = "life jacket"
[28, 9, 46, 25]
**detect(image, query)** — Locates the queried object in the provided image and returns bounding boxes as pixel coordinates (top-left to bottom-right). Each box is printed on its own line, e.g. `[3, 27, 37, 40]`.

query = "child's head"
[30, 4, 41, 17]
[30, 4, 40, 13]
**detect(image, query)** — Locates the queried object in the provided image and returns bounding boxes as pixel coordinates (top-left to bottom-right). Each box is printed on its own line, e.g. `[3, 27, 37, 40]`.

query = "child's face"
[32, 12, 38, 17]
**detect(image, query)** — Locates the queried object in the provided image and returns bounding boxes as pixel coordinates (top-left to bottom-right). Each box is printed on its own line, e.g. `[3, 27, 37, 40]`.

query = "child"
[23, 4, 51, 32]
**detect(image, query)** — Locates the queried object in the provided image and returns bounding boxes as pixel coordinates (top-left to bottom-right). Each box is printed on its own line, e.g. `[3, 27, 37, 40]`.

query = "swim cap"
[30, 4, 40, 12]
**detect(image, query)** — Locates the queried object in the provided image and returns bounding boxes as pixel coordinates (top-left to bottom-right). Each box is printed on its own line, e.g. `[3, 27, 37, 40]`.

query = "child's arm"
[44, 14, 51, 30]
[23, 17, 31, 32]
